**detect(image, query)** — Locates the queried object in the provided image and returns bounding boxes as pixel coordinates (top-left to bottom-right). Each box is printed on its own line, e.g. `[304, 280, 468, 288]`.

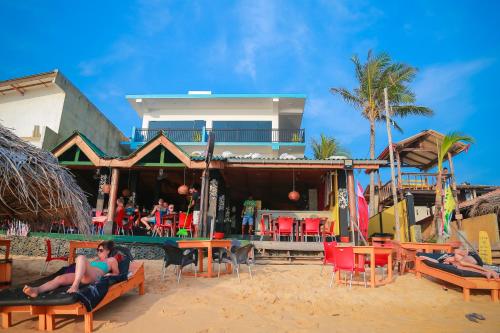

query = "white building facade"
[0, 70, 127, 155]
[126, 92, 306, 158]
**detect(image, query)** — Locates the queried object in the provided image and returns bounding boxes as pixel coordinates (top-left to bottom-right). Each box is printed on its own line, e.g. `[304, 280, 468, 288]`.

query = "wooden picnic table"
[177, 239, 232, 278]
[68, 241, 101, 264]
[334, 246, 393, 288]
[400, 242, 458, 253]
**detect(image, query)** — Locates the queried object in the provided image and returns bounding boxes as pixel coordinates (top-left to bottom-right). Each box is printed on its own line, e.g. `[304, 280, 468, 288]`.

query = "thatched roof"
[469, 189, 500, 218]
[0, 124, 91, 233]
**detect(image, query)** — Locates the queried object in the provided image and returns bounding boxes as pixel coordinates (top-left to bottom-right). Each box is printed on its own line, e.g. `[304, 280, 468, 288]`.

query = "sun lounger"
[415, 256, 499, 302]
[0, 261, 144, 332]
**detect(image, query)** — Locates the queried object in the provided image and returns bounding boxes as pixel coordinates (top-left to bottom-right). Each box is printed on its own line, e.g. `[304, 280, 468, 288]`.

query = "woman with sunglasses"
[23, 241, 119, 297]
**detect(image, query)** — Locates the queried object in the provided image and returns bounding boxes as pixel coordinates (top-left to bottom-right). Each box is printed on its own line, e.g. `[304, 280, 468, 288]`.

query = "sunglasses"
[97, 248, 105, 253]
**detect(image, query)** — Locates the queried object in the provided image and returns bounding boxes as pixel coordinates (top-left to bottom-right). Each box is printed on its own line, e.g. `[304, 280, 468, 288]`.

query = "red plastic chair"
[152, 211, 174, 237]
[114, 208, 126, 235]
[365, 243, 393, 279]
[259, 214, 275, 241]
[303, 218, 321, 242]
[277, 217, 294, 242]
[40, 239, 68, 275]
[323, 220, 337, 240]
[330, 246, 356, 288]
[321, 241, 337, 275]
[177, 212, 194, 237]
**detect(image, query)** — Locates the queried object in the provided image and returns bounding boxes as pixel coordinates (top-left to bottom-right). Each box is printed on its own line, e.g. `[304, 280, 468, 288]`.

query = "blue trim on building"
[126, 93, 306, 99]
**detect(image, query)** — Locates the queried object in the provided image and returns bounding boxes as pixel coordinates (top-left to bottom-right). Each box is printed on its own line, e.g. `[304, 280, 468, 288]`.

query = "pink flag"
[356, 182, 369, 239]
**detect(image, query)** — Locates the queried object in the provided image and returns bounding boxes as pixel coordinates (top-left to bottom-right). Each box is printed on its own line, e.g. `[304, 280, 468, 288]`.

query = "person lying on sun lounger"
[23, 241, 119, 297]
[423, 248, 499, 280]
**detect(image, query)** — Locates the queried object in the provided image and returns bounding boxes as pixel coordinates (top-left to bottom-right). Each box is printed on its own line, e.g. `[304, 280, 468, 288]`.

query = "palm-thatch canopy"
[0, 124, 91, 233]
[469, 189, 500, 218]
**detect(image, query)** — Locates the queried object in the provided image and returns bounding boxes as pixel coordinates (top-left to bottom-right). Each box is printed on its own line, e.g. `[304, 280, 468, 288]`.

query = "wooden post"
[395, 150, 404, 200]
[105, 168, 120, 234]
[346, 169, 357, 243]
[384, 88, 401, 241]
[447, 152, 462, 229]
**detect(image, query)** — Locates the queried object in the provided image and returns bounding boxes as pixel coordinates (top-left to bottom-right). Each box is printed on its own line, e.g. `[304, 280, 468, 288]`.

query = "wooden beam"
[105, 168, 120, 234]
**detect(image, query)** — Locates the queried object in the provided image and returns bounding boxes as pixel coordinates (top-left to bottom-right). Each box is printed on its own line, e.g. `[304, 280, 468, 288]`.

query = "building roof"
[0, 70, 58, 95]
[126, 93, 306, 99]
[52, 131, 385, 170]
[377, 129, 469, 170]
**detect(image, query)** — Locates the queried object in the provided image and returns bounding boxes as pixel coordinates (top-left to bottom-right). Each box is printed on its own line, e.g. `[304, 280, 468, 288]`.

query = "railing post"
[131, 126, 136, 141]
[202, 127, 207, 143]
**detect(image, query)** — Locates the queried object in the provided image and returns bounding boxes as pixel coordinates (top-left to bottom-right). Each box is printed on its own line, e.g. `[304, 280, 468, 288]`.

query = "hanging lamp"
[178, 167, 189, 195]
[288, 169, 300, 201]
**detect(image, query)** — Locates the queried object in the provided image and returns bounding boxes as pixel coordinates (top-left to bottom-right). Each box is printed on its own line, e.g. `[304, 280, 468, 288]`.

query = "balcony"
[378, 172, 451, 204]
[131, 128, 305, 144]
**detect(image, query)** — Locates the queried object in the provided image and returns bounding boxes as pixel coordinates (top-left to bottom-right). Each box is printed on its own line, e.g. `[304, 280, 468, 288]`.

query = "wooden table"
[68, 241, 100, 264]
[0, 240, 11, 260]
[400, 242, 457, 253]
[334, 246, 393, 288]
[0, 239, 12, 285]
[177, 239, 232, 278]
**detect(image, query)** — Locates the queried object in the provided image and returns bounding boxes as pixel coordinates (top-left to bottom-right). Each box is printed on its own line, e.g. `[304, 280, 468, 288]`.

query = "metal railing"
[133, 128, 305, 143]
[378, 172, 451, 203]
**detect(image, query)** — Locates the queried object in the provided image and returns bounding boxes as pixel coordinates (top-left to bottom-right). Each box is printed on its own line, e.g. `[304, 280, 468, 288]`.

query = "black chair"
[162, 244, 197, 283]
[215, 244, 255, 282]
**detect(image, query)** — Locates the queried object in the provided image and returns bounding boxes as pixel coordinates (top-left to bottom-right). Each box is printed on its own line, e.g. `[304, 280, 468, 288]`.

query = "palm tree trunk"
[433, 170, 443, 241]
[369, 120, 376, 216]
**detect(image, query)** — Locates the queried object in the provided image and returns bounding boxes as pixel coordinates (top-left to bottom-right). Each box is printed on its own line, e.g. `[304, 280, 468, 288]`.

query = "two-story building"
[125, 91, 306, 158]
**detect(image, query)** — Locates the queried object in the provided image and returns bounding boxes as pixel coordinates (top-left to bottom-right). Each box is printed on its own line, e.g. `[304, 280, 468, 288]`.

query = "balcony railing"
[132, 128, 305, 143]
[378, 172, 451, 203]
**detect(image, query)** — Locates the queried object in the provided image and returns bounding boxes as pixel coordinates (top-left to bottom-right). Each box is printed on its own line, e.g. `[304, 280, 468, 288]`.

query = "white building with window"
[126, 91, 306, 158]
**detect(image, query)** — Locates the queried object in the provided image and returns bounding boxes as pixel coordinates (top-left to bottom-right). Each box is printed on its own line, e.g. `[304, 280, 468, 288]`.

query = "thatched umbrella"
[470, 190, 500, 219]
[0, 124, 91, 234]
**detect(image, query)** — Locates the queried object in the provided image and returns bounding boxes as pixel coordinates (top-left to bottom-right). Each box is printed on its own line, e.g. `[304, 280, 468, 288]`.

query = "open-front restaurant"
[51, 130, 385, 242]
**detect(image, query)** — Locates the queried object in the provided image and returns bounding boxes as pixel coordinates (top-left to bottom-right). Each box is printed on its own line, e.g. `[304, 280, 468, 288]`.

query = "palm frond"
[391, 105, 434, 117]
[437, 132, 475, 170]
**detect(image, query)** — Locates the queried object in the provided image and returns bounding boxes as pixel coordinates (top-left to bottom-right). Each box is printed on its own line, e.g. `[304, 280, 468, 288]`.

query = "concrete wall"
[0, 85, 65, 140]
[368, 200, 409, 241]
[55, 73, 127, 155]
[449, 213, 499, 247]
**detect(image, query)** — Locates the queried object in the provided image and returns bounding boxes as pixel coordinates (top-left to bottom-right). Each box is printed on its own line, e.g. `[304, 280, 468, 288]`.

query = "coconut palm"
[433, 132, 474, 238]
[331, 50, 433, 214]
[311, 134, 350, 159]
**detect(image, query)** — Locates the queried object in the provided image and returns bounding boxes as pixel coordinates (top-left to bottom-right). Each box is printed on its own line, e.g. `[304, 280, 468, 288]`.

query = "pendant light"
[178, 167, 189, 195]
[288, 169, 300, 201]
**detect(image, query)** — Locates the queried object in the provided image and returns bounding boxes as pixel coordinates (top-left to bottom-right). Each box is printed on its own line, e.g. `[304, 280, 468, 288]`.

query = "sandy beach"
[3, 255, 499, 333]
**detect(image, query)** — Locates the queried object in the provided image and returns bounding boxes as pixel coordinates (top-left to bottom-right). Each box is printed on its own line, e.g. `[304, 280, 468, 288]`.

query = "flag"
[443, 185, 455, 237]
[356, 182, 369, 239]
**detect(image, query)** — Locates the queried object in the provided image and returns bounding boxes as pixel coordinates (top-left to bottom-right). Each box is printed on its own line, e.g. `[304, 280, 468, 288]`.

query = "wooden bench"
[415, 257, 499, 302]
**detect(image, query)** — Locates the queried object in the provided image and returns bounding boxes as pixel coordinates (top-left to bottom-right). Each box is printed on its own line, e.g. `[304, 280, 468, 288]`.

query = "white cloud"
[414, 59, 492, 105]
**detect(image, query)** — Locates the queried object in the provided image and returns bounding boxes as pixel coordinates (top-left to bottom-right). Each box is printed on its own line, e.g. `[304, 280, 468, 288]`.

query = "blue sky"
[1, 0, 499, 186]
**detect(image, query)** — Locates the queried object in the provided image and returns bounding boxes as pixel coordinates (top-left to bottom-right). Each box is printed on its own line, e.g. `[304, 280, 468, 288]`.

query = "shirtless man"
[440, 249, 499, 279]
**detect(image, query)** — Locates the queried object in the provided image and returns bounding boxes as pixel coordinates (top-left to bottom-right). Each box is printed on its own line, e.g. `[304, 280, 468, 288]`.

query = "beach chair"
[321, 241, 337, 276]
[161, 244, 197, 283]
[177, 212, 194, 237]
[215, 244, 255, 282]
[0, 243, 145, 333]
[259, 214, 275, 241]
[415, 256, 499, 302]
[303, 218, 321, 242]
[330, 246, 355, 288]
[276, 217, 294, 242]
[40, 239, 68, 275]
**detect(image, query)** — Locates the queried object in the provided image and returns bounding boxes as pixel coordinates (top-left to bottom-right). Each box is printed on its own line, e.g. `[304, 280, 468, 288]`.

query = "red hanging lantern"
[288, 190, 300, 201]
[177, 168, 189, 195]
[288, 169, 300, 201]
[178, 184, 189, 195]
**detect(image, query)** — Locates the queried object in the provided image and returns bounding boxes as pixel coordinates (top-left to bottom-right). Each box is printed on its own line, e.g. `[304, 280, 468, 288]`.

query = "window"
[148, 120, 206, 129]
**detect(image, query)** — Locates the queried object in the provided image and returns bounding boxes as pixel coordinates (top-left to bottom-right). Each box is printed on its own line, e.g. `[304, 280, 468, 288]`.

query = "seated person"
[421, 248, 499, 279]
[138, 199, 165, 232]
[23, 241, 119, 297]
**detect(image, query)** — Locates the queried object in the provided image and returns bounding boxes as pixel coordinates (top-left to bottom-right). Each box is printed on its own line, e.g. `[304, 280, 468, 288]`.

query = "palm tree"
[311, 134, 350, 159]
[331, 50, 433, 214]
[433, 132, 474, 239]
